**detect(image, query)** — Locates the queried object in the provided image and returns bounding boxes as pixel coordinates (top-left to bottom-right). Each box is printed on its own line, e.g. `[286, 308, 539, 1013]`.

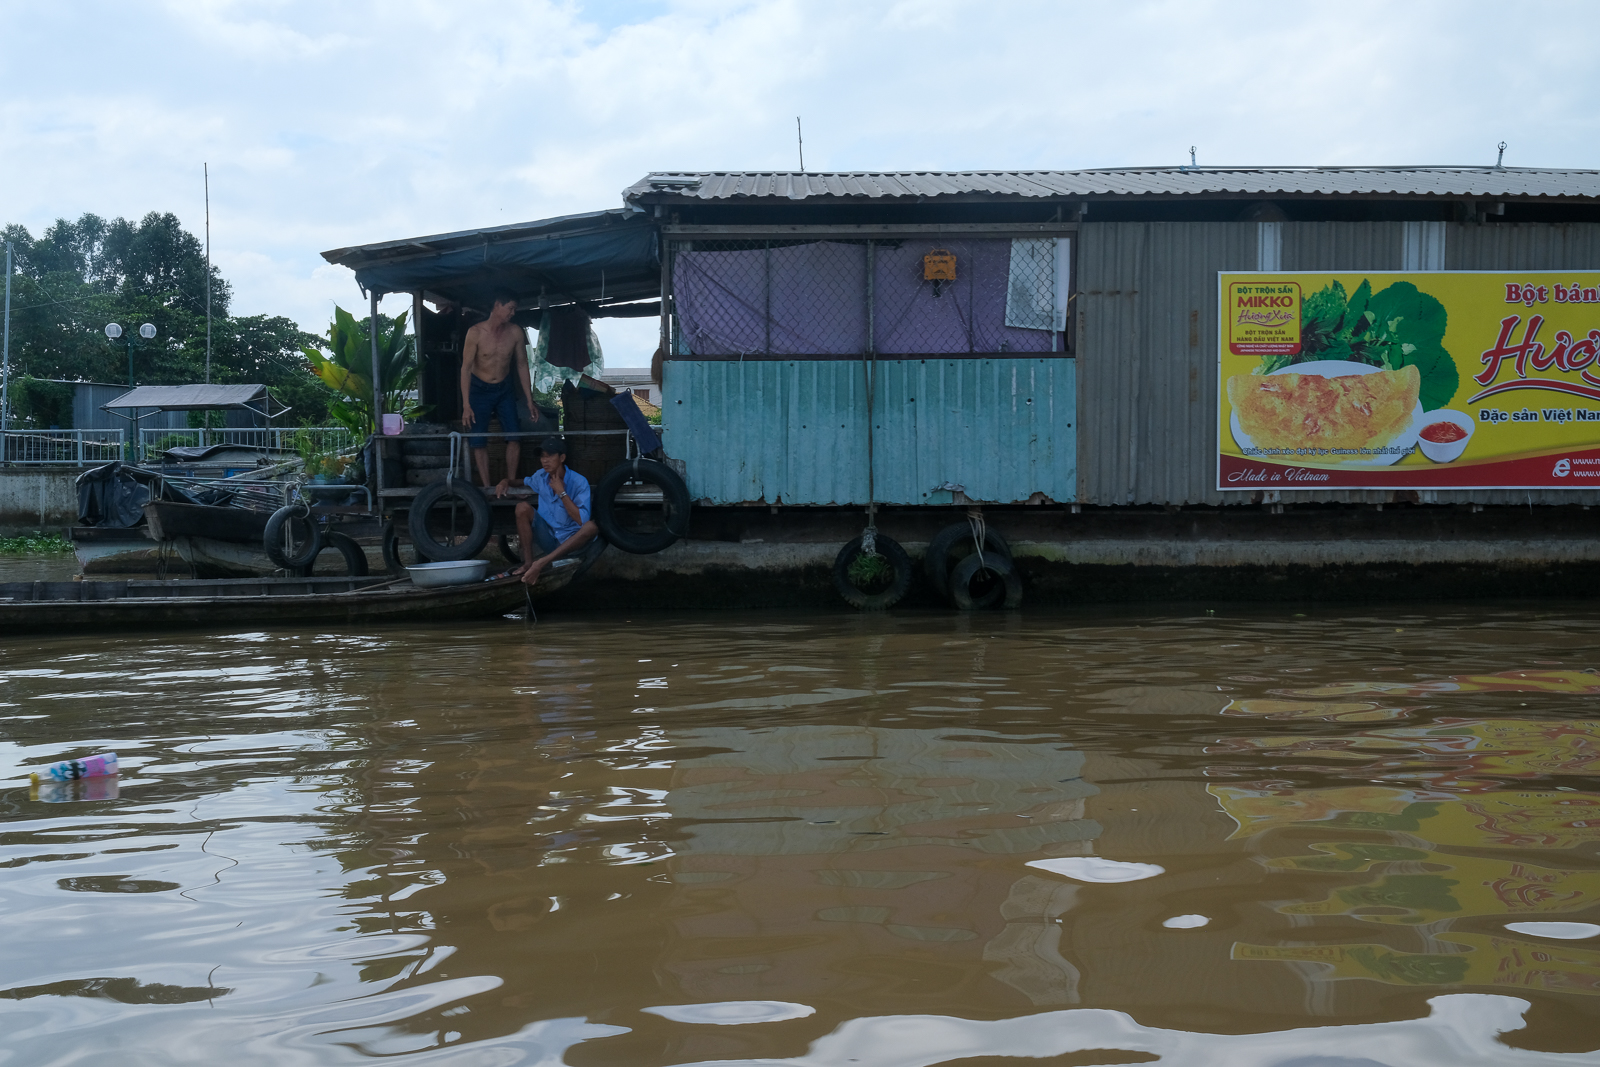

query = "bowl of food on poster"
[1417, 409, 1474, 463]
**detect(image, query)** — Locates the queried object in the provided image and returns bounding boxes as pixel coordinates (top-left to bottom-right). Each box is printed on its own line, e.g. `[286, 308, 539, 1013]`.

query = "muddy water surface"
[3, 605, 1600, 1065]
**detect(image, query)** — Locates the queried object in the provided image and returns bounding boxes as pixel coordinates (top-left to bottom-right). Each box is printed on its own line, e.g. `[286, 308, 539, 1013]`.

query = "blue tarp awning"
[320, 208, 660, 309]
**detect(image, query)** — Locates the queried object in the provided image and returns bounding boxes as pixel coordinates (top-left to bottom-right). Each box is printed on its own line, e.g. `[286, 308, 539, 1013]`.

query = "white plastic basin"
[406, 560, 489, 587]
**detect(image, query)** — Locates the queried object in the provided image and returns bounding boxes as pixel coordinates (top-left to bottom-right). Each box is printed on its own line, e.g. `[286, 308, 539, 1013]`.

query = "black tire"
[497, 532, 521, 567]
[833, 534, 913, 610]
[923, 522, 1013, 601]
[296, 531, 369, 577]
[264, 503, 322, 569]
[949, 551, 1024, 611]
[323, 531, 369, 576]
[381, 520, 421, 575]
[408, 480, 492, 561]
[593, 458, 691, 555]
[567, 535, 607, 581]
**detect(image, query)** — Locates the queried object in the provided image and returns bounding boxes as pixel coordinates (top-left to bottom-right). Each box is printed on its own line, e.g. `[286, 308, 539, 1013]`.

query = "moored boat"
[0, 567, 578, 632]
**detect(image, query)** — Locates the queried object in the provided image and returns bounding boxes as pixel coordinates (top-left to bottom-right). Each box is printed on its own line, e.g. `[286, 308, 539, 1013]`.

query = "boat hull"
[0, 573, 562, 632]
[70, 526, 163, 574]
[143, 501, 272, 544]
[171, 535, 281, 578]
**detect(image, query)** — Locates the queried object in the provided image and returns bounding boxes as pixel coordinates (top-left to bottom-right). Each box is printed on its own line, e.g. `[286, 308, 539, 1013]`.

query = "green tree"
[2, 212, 341, 427]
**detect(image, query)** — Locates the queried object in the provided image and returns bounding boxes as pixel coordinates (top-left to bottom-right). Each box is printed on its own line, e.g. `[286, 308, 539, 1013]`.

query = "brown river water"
[3, 599, 1600, 1065]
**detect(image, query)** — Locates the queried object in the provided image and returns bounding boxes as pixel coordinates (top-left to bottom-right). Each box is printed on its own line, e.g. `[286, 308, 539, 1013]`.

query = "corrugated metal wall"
[1077, 222, 1256, 505]
[72, 384, 185, 431]
[668, 358, 1075, 505]
[1282, 222, 1405, 271]
[1446, 222, 1600, 270]
[1077, 220, 1600, 506]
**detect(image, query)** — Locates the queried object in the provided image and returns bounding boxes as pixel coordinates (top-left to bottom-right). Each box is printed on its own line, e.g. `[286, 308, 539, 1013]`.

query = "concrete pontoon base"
[538, 505, 1600, 611]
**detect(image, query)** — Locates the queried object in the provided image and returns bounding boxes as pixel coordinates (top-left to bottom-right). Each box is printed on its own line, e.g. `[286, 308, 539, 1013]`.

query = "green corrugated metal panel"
[665, 358, 1076, 505]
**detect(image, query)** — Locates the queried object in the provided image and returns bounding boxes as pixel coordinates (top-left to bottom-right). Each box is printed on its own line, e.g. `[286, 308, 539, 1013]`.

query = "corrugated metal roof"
[321, 208, 644, 267]
[626, 167, 1600, 203]
[103, 384, 270, 411]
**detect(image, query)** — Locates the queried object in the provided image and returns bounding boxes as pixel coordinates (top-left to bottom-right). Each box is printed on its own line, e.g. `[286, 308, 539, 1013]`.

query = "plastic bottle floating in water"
[31, 776, 119, 804]
[30, 752, 118, 785]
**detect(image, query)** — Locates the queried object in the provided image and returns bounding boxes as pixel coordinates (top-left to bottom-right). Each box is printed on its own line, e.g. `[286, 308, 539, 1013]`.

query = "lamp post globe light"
[105, 322, 157, 387]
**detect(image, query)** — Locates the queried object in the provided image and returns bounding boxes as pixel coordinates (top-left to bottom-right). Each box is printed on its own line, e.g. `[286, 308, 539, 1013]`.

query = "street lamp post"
[2, 240, 12, 436]
[107, 322, 157, 459]
[105, 322, 158, 387]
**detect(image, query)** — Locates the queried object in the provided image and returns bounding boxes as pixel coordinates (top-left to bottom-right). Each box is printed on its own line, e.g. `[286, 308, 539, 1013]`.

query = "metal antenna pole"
[797, 117, 805, 173]
[2, 241, 11, 434]
[204, 163, 212, 383]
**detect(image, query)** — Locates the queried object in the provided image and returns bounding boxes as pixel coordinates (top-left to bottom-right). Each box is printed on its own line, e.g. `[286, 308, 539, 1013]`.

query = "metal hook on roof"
[1497, 141, 1508, 168]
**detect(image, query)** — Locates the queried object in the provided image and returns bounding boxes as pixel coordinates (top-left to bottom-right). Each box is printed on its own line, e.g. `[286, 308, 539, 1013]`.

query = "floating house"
[324, 167, 1600, 604]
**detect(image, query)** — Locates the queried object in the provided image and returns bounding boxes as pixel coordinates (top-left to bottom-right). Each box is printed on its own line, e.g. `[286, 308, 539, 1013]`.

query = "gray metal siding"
[1282, 222, 1404, 271]
[71, 383, 183, 431]
[1077, 220, 1600, 506]
[1077, 222, 1257, 505]
[667, 358, 1075, 506]
[1446, 222, 1600, 270]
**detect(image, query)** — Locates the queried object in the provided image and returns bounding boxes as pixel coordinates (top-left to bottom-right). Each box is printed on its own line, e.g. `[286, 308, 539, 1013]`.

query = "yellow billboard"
[1218, 271, 1600, 489]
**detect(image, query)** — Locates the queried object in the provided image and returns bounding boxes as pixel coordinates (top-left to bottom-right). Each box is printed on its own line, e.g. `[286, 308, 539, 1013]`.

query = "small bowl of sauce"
[1417, 409, 1474, 463]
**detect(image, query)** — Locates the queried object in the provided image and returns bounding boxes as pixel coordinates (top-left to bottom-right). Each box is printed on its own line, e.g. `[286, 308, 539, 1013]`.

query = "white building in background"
[599, 368, 659, 407]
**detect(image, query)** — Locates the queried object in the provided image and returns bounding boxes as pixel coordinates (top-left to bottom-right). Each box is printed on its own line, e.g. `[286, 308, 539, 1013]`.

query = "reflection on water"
[3, 605, 1600, 1064]
[0, 553, 79, 582]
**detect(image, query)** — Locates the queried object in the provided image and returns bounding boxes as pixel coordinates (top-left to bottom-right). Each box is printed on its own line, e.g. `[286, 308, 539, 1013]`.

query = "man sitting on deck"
[460, 291, 538, 487]
[495, 437, 599, 585]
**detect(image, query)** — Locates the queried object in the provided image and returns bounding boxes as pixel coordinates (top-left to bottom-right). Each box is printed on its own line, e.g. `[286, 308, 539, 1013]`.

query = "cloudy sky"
[2, 0, 1595, 365]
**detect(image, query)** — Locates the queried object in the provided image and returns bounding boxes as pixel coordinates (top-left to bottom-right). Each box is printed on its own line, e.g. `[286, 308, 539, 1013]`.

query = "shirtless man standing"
[460, 291, 538, 487]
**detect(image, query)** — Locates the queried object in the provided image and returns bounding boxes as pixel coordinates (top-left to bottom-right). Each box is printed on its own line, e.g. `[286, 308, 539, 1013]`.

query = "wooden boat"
[143, 500, 272, 543]
[0, 568, 576, 632]
[70, 504, 280, 576]
[69, 525, 165, 574]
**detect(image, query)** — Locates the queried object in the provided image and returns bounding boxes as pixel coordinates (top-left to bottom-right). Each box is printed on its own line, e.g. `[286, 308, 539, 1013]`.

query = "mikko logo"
[1554, 458, 1572, 477]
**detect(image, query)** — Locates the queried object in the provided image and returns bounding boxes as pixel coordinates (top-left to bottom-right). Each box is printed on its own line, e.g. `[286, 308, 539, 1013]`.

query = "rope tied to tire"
[966, 506, 986, 570]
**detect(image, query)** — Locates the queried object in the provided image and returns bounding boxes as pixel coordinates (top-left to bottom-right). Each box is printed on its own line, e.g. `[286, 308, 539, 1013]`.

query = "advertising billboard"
[1218, 271, 1600, 490]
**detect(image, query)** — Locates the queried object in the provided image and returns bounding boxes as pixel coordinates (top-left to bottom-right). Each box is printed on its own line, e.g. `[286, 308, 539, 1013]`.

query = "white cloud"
[2, 0, 1596, 368]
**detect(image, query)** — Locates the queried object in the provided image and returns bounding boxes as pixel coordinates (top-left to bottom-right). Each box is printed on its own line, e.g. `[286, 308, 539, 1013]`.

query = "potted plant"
[291, 430, 354, 484]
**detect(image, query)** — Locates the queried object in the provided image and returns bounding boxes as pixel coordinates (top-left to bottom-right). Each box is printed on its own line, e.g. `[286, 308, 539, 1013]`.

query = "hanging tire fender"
[593, 458, 691, 555]
[407, 480, 492, 561]
[949, 551, 1024, 611]
[296, 530, 370, 577]
[832, 534, 913, 611]
[264, 502, 322, 569]
[381, 519, 419, 575]
[322, 531, 370, 577]
[923, 521, 1013, 601]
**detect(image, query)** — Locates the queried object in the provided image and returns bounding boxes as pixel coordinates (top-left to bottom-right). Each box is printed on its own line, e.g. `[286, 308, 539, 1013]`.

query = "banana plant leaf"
[301, 305, 421, 433]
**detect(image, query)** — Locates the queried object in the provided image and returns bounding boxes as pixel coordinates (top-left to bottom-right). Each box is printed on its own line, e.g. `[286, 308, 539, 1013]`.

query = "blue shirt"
[523, 467, 590, 542]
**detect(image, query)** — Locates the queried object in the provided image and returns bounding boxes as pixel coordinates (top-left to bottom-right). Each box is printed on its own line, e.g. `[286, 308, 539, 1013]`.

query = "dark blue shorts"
[532, 514, 560, 555]
[467, 376, 521, 448]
